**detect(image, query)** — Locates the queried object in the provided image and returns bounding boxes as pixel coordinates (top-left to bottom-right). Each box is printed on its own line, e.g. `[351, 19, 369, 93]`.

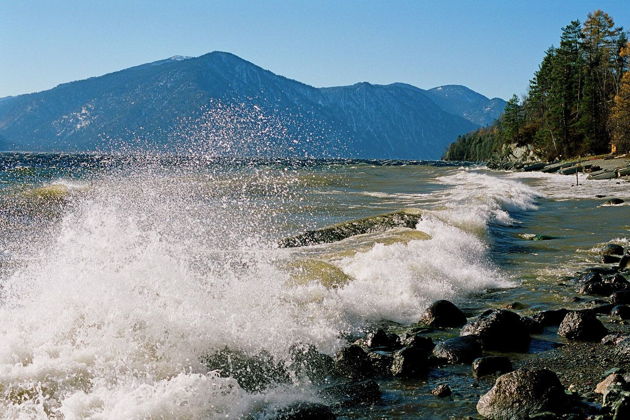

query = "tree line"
[444, 10, 630, 161]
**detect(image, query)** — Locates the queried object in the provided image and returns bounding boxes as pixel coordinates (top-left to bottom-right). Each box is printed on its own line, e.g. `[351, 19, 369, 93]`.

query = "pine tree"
[609, 43, 630, 153]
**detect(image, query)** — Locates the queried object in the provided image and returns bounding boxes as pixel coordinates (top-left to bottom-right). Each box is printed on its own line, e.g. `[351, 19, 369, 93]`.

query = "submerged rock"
[460, 310, 530, 352]
[472, 356, 513, 378]
[420, 300, 467, 328]
[334, 345, 374, 380]
[433, 335, 482, 364]
[558, 311, 608, 342]
[272, 402, 336, 420]
[278, 208, 422, 247]
[476, 368, 570, 419]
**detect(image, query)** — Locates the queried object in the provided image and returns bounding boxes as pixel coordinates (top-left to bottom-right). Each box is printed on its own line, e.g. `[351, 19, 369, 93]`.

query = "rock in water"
[602, 243, 625, 257]
[605, 198, 625, 205]
[532, 309, 569, 327]
[611, 305, 630, 320]
[334, 345, 374, 380]
[476, 369, 570, 419]
[320, 380, 381, 407]
[390, 346, 429, 378]
[472, 356, 513, 378]
[431, 384, 452, 397]
[365, 329, 400, 350]
[612, 290, 630, 305]
[273, 402, 336, 420]
[433, 335, 482, 364]
[420, 300, 467, 328]
[558, 311, 608, 342]
[460, 310, 530, 352]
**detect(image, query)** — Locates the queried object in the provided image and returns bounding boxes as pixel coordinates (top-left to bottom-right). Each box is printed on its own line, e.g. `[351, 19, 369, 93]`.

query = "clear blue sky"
[1, 0, 629, 100]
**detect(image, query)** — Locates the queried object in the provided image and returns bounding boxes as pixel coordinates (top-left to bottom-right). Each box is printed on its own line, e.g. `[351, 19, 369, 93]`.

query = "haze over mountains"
[0, 52, 505, 159]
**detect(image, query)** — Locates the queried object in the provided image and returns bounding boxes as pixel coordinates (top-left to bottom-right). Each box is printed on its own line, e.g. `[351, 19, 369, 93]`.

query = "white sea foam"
[0, 166, 534, 418]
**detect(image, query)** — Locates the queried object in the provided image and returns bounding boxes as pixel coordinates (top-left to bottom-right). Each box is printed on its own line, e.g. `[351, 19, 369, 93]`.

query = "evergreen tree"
[609, 43, 630, 153]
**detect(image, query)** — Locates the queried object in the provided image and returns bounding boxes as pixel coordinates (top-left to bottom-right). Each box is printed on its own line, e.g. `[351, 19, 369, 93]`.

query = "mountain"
[425, 85, 506, 127]
[0, 52, 502, 159]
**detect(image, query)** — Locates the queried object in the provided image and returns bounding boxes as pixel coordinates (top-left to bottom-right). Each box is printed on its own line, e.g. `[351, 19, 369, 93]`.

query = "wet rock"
[433, 335, 482, 364]
[522, 316, 544, 334]
[604, 255, 622, 264]
[602, 244, 625, 257]
[460, 309, 530, 352]
[472, 356, 513, 378]
[579, 273, 629, 296]
[532, 309, 569, 327]
[391, 346, 430, 378]
[611, 305, 630, 320]
[612, 290, 630, 305]
[605, 198, 625, 205]
[595, 373, 625, 395]
[289, 343, 335, 384]
[334, 345, 374, 380]
[602, 384, 630, 420]
[399, 333, 434, 353]
[420, 300, 467, 328]
[320, 380, 381, 407]
[620, 255, 630, 270]
[431, 384, 452, 398]
[272, 402, 336, 420]
[476, 368, 570, 419]
[365, 329, 400, 350]
[203, 348, 289, 392]
[558, 311, 608, 342]
[366, 351, 393, 377]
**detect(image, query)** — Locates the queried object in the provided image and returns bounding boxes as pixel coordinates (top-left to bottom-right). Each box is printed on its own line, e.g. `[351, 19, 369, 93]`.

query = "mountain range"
[0, 52, 505, 159]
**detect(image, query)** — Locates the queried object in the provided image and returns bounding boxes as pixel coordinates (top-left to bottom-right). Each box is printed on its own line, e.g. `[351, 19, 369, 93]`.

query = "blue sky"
[1, 0, 629, 99]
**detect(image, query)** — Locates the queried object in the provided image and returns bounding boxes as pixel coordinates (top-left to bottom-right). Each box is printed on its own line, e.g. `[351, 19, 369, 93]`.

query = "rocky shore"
[199, 237, 630, 419]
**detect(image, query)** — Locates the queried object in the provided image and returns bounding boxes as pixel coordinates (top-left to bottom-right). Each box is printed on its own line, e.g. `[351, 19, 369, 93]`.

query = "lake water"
[0, 152, 628, 418]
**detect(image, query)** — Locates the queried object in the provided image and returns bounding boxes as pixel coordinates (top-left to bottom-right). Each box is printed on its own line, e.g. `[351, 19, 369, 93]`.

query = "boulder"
[611, 305, 630, 320]
[602, 244, 625, 257]
[272, 402, 336, 420]
[203, 348, 289, 392]
[431, 384, 452, 398]
[334, 345, 374, 380]
[620, 256, 630, 271]
[612, 290, 630, 305]
[365, 329, 400, 350]
[399, 334, 435, 353]
[532, 309, 569, 327]
[420, 300, 467, 328]
[522, 316, 544, 334]
[460, 310, 530, 352]
[605, 198, 625, 205]
[320, 380, 381, 407]
[578, 273, 629, 296]
[288, 343, 335, 384]
[472, 356, 513, 378]
[558, 311, 608, 342]
[595, 373, 625, 395]
[433, 335, 482, 364]
[390, 346, 430, 378]
[366, 351, 393, 377]
[476, 368, 570, 419]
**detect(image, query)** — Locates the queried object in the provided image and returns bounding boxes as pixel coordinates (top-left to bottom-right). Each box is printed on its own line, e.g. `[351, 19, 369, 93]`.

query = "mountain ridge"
[0, 51, 505, 159]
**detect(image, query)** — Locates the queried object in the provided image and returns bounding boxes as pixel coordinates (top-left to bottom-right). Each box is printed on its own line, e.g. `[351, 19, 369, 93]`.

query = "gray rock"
[472, 356, 513, 378]
[366, 351, 394, 377]
[476, 368, 570, 419]
[460, 309, 530, 352]
[365, 328, 400, 350]
[420, 300, 467, 328]
[433, 335, 482, 364]
[558, 311, 608, 342]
